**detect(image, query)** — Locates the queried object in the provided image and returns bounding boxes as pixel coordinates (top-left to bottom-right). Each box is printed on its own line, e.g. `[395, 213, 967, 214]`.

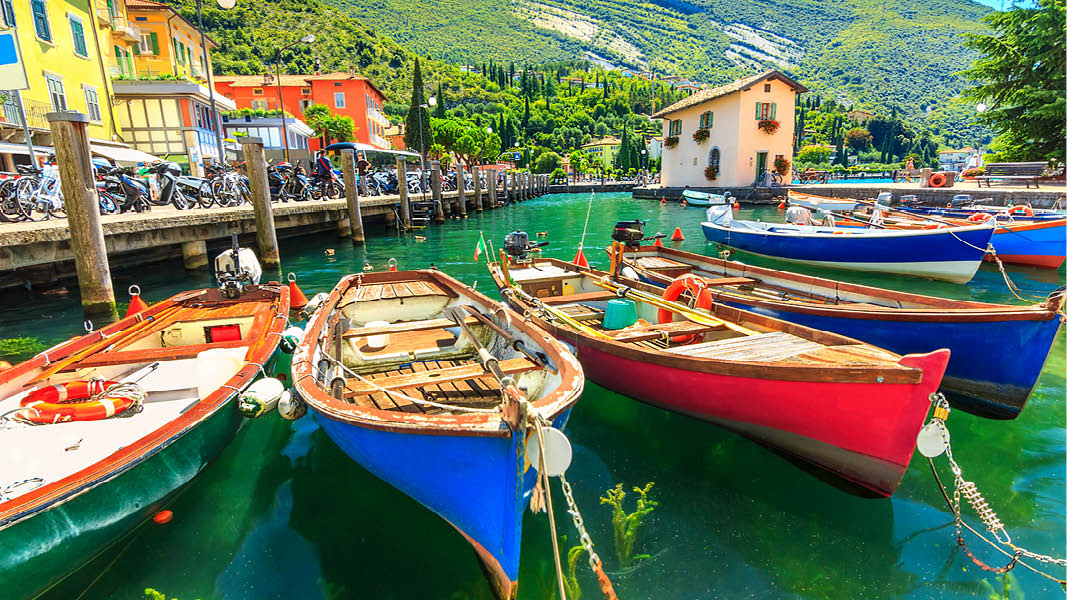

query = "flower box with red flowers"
[758, 119, 780, 134]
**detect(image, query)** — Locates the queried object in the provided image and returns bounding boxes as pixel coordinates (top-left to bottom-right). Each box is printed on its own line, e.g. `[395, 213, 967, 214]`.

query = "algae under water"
[1, 192, 1061, 599]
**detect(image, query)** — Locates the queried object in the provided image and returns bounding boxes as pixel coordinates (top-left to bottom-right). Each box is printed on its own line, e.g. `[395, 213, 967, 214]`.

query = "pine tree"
[835, 137, 846, 166]
[404, 57, 432, 157]
[522, 96, 530, 132]
[433, 83, 446, 118]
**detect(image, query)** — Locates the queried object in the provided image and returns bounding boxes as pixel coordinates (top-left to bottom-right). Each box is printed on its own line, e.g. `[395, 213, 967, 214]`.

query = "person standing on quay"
[357, 152, 370, 195]
[316, 151, 333, 197]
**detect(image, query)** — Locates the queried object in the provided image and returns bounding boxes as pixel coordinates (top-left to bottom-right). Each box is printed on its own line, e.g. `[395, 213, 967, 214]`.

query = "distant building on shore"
[938, 147, 979, 172]
[581, 136, 621, 170]
[653, 70, 806, 187]
[214, 70, 390, 150]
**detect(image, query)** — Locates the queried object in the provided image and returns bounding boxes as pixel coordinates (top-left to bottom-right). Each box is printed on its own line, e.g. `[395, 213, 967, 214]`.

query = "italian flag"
[473, 232, 488, 262]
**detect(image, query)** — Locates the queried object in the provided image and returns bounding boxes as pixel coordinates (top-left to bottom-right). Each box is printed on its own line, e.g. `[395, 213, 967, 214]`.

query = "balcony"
[108, 15, 139, 43]
[0, 97, 52, 131]
[94, 0, 113, 24]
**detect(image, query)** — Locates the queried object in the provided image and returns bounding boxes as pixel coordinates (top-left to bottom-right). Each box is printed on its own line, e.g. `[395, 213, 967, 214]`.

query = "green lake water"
[4, 192, 1064, 599]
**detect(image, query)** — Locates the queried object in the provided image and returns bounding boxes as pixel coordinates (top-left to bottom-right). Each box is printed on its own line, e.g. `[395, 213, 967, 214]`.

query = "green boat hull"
[0, 397, 245, 599]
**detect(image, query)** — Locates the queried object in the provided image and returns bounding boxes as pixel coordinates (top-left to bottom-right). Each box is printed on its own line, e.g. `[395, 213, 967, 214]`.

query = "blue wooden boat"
[292, 270, 583, 599]
[617, 245, 1064, 419]
[701, 206, 996, 283]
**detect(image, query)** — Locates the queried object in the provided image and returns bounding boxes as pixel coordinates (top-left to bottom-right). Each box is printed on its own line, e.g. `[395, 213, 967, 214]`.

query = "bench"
[975, 162, 1044, 188]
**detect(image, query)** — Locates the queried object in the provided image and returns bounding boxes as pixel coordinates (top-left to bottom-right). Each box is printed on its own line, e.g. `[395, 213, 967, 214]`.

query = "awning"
[325, 141, 419, 159]
[90, 143, 161, 165]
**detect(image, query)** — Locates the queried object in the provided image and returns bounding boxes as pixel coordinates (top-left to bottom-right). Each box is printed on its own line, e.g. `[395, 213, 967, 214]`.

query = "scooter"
[148, 161, 189, 210]
[104, 167, 151, 213]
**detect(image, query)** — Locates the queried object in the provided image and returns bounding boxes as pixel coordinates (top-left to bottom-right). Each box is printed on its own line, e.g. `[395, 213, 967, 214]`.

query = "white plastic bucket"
[364, 320, 391, 350]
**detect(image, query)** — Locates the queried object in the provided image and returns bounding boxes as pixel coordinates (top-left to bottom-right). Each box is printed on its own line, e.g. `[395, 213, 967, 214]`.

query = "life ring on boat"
[1008, 205, 1034, 217]
[928, 173, 947, 188]
[19, 380, 133, 424]
[658, 275, 713, 344]
[967, 212, 993, 223]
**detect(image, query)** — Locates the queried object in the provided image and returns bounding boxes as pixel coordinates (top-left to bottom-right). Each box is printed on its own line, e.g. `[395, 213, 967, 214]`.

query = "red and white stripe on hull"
[984, 254, 1066, 269]
[575, 342, 950, 497]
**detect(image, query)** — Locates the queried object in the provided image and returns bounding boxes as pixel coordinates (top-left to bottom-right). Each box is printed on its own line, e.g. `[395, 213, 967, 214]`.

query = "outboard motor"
[503, 230, 548, 262]
[706, 205, 735, 226]
[215, 234, 263, 298]
[785, 206, 813, 225]
[612, 219, 665, 250]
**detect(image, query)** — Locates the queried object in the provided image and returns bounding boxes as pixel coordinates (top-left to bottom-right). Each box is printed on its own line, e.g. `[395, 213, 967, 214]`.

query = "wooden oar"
[590, 276, 758, 336]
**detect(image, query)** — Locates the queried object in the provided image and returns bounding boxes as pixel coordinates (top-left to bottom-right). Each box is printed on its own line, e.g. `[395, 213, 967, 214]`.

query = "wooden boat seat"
[557, 304, 604, 321]
[342, 316, 479, 338]
[664, 331, 824, 362]
[634, 256, 691, 271]
[344, 357, 537, 398]
[61, 339, 250, 370]
[612, 320, 725, 343]
[540, 291, 616, 305]
[343, 279, 453, 303]
[700, 277, 756, 287]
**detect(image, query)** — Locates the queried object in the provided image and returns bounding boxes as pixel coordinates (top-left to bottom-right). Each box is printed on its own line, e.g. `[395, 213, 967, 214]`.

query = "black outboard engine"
[503, 230, 548, 262]
[612, 219, 665, 250]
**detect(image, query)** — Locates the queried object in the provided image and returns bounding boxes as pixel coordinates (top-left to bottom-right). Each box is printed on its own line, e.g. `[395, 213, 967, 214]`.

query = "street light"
[194, 0, 236, 170]
[416, 95, 436, 171]
[275, 34, 315, 163]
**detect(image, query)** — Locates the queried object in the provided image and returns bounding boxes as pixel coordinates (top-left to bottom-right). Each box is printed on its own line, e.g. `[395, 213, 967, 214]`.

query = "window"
[334, 92, 345, 108]
[83, 85, 102, 121]
[301, 87, 311, 95]
[764, 83, 771, 92]
[175, 39, 185, 64]
[45, 73, 66, 111]
[668, 119, 681, 136]
[250, 99, 268, 110]
[1, 0, 15, 28]
[31, 0, 51, 42]
[708, 147, 720, 173]
[698, 111, 712, 129]
[69, 15, 88, 57]
[298, 99, 312, 112]
[252, 88, 264, 96]
[755, 102, 777, 120]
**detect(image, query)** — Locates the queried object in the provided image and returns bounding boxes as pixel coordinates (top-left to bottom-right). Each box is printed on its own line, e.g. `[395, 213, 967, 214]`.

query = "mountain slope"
[331, 0, 989, 117]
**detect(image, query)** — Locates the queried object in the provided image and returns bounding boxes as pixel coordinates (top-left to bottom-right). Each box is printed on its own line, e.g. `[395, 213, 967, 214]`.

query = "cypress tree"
[404, 57, 432, 157]
[433, 83, 446, 118]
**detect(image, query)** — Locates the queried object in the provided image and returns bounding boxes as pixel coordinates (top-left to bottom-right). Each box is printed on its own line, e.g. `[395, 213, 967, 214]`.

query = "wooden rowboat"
[291, 270, 583, 599]
[489, 254, 949, 497]
[0, 284, 290, 599]
[617, 244, 1064, 419]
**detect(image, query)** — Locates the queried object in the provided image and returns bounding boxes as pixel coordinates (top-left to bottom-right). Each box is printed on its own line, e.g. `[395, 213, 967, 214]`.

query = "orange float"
[657, 275, 713, 344]
[19, 380, 133, 424]
[928, 173, 947, 188]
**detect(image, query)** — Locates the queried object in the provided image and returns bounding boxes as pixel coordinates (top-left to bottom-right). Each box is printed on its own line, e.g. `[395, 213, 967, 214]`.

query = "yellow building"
[0, 0, 139, 168]
[581, 136, 620, 170]
[124, 0, 212, 80]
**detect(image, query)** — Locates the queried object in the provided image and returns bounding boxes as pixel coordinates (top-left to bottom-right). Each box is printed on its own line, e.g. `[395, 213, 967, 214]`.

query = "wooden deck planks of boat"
[352, 359, 516, 414]
[611, 320, 725, 343]
[341, 316, 480, 338]
[342, 279, 451, 304]
[665, 331, 825, 362]
[344, 358, 536, 397]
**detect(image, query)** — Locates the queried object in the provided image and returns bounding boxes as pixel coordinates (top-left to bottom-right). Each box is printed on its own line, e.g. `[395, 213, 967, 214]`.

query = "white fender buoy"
[278, 389, 306, 421]
[280, 325, 305, 353]
[238, 377, 285, 418]
[298, 292, 329, 320]
[917, 422, 948, 458]
[527, 426, 573, 477]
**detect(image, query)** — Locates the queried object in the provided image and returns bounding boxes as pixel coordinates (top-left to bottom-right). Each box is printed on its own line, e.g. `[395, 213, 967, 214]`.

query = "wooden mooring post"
[487, 169, 497, 208]
[473, 166, 483, 212]
[431, 160, 445, 223]
[397, 158, 410, 230]
[341, 149, 365, 244]
[241, 137, 281, 277]
[456, 164, 468, 218]
[47, 112, 117, 319]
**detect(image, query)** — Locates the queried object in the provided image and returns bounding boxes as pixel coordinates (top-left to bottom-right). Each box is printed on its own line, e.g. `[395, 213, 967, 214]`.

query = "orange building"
[214, 71, 390, 149]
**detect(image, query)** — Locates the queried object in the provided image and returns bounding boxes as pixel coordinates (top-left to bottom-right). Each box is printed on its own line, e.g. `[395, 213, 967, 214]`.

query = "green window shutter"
[709, 112, 713, 128]
[755, 102, 761, 119]
[114, 45, 124, 74]
[70, 19, 87, 56]
[132, 40, 139, 55]
[150, 32, 159, 55]
[771, 103, 777, 119]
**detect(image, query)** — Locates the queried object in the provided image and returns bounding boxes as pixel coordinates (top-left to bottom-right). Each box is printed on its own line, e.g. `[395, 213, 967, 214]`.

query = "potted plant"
[704, 165, 718, 181]
[757, 119, 780, 134]
[664, 136, 679, 149]
[692, 128, 709, 143]
[960, 167, 984, 181]
[773, 157, 790, 176]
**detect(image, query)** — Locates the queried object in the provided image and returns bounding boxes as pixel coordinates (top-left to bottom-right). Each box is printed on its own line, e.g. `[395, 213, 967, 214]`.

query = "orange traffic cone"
[572, 247, 589, 268]
[653, 237, 664, 248]
[125, 285, 148, 317]
[287, 273, 309, 310]
[670, 227, 685, 242]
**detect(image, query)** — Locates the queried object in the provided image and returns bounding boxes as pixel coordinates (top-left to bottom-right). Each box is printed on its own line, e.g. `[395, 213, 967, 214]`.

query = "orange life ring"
[19, 380, 132, 424]
[1009, 205, 1034, 217]
[657, 275, 713, 344]
[967, 212, 993, 223]
[928, 173, 947, 188]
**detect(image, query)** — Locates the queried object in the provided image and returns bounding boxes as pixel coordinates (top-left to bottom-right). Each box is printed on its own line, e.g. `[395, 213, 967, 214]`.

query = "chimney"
[349, 64, 356, 77]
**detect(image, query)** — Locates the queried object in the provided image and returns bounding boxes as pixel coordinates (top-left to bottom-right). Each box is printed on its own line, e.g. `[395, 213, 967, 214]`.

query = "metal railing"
[0, 96, 51, 130]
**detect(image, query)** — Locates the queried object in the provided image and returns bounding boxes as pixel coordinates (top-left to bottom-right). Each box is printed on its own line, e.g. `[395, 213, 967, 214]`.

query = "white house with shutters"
[653, 70, 806, 187]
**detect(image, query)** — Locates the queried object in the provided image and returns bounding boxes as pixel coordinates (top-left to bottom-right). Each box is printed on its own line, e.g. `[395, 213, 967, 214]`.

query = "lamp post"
[275, 34, 315, 163]
[417, 95, 436, 171]
[195, 0, 233, 168]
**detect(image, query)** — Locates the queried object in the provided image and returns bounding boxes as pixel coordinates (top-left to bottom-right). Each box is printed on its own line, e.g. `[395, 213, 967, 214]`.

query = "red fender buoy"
[660, 196, 667, 205]
[125, 285, 148, 318]
[287, 273, 309, 310]
[388, 258, 398, 272]
[653, 237, 664, 248]
[153, 510, 173, 524]
[777, 202, 785, 210]
[572, 247, 589, 268]
[670, 227, 685, 242]
[733, 202, 740, 209]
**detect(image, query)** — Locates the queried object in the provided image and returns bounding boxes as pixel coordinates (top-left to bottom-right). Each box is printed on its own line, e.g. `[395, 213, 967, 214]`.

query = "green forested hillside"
[330, 0, 989, 120]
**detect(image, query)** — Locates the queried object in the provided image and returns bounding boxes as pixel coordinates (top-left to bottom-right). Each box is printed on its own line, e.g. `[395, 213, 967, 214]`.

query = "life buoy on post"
[18, 380, 135, 424]
[657, 275, 713, 344]
[928, 173, 947, 188]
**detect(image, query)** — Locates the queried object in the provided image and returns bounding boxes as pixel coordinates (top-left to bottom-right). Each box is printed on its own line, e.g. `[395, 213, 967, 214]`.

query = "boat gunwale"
[0, 284, 291, 528]
[292, 270, 583, 438]
[701, 217, 997, 240]
[630, 246, 1062, 322]
[490, 259, 929, 385]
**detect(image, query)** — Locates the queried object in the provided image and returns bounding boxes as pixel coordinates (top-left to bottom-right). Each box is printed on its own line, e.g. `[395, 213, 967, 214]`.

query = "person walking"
[356, 152, 370, 195]
[315, 151, 333, 198]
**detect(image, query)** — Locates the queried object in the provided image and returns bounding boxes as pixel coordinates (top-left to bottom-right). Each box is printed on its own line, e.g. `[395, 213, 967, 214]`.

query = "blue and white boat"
[701, 206, 996, 283]
[617, 244, 1064, 419]
[682, 189, 732, 206]
[293, 270, 583, 599]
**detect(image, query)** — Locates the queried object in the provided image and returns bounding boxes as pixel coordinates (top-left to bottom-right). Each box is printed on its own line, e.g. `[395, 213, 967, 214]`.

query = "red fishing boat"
[488, 244, 949, 497]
